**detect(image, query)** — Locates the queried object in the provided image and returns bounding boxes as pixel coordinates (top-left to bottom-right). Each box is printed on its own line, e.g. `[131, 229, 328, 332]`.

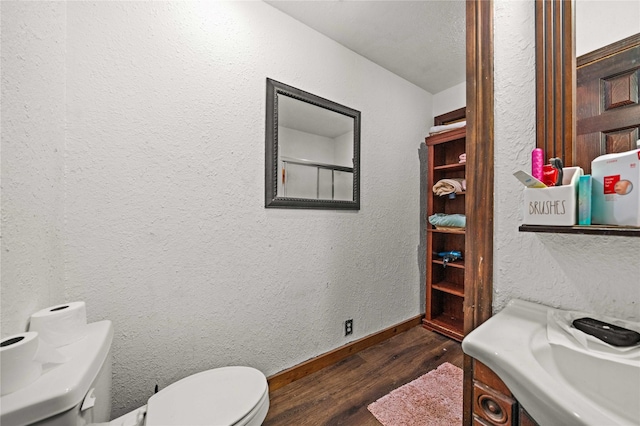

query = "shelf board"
[433, 192, 465, 202]
[425, 126, 466, 145]
[433, 162, 466, 171]
[422, 316, 464, 342]
[428, 227, 466, 235]
[519, 224, 640, 237]
[432, 259, 465, 270]
[432, 280, 465, 297]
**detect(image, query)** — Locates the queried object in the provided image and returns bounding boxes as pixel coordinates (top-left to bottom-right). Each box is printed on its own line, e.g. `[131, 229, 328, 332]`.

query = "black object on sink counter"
[573, 317, 640, 347]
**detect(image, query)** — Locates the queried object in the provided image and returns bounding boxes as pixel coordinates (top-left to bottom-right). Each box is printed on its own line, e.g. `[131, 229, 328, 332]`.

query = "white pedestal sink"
[462, 299, 640, 426]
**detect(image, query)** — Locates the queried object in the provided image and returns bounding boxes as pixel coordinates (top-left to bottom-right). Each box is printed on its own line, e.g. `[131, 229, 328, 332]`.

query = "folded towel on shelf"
[459, 153, 466, 164]
[429, 121, 466, 135]
[432, 178, 466, 196]
[428, 213, 466, 229]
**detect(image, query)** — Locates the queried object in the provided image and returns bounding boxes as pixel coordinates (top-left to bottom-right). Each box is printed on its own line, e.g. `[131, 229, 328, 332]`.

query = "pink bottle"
[531, 148, 544, 181]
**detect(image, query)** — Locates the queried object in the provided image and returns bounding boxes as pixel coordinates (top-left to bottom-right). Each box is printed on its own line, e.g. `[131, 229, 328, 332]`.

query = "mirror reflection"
[277, 95, 354, 201]
[575, 0, 639, 57]
[536, 1, 639, 175]
[574, 1, 640, 174]
[265, 78, 360, 209]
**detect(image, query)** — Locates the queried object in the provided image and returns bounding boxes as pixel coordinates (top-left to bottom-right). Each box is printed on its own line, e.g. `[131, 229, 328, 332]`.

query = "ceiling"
[264, 0, 466, 94]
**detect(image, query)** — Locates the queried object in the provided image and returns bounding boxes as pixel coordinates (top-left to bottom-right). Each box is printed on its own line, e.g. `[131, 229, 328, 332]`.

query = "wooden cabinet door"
[575, 38, 640, 175]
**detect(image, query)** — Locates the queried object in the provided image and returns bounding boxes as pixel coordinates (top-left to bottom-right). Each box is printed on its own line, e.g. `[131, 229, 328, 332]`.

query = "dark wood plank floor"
[264, 326, 464, 426]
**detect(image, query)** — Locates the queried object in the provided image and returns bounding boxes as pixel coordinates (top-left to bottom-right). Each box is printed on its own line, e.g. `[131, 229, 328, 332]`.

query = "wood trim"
[465, 0, 494, 334]
[266, 315, 422, 392]
[473, 360, 511, 397]
[464, 0, 494, 424]
[577, 33, 640, 68]
[434, 106, 467, 125]
[535, 0, 575, 166]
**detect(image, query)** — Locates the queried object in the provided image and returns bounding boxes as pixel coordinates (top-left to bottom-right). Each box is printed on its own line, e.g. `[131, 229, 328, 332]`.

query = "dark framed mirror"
[265, 78, 361, 209]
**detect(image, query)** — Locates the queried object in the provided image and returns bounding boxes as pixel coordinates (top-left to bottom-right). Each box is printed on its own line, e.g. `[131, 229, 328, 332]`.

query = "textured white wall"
[432, 82, 466, 119]
[493, 1, 640, 321]
[2, 1, 431, 418]
[1, 2, 67, 335]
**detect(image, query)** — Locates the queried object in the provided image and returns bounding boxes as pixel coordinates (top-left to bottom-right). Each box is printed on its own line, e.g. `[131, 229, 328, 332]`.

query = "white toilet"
[0, 321, 270, 426]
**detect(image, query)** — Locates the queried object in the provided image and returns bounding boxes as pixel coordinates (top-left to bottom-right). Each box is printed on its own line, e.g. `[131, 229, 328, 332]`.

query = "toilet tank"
[0, 321, 113, 426]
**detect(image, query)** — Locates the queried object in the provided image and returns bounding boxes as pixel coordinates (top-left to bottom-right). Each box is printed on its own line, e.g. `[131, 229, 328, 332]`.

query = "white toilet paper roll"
[0, 332, 69, 396]
[1, 332, 42, 396]
[29, 301, 88, 347]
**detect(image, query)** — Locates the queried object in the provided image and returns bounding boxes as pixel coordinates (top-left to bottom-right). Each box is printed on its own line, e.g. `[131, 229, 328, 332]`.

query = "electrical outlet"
[345, 319, 353, 336]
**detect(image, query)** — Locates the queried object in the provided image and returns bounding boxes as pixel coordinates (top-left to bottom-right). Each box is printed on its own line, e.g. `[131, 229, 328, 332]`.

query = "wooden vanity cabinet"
[472, 361, 540, 426]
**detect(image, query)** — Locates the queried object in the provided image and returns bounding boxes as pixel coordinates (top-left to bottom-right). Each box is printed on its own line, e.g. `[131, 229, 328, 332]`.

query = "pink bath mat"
[367, 362, 463, 426]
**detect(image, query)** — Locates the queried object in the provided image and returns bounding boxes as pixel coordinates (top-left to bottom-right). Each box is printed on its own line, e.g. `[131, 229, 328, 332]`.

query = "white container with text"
[523, 167, 583, 226]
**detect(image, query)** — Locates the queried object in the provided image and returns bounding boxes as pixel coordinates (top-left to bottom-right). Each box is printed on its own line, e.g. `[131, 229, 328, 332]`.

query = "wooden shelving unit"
[422, 111, 467, 342]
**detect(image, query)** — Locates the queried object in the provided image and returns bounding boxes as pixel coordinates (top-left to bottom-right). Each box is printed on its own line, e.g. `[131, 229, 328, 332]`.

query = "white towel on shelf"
[429, 121, 466, 135]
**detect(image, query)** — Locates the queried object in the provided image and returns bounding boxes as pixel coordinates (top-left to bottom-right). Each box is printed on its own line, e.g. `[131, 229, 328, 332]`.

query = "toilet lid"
[145, 366, 268, 426]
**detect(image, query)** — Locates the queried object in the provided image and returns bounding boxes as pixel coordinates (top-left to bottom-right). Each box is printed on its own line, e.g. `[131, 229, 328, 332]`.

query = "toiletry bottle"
[532, 148, 544, 181]
[542, 164, 558, 187]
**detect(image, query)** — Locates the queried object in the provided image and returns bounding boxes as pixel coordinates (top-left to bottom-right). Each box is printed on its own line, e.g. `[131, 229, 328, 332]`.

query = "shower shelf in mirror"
[280, 156, 354, 173]
[519, 224, 640, 237]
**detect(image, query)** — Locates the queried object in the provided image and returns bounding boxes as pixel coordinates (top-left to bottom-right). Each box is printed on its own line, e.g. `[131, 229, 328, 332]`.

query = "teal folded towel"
[428, 213, 466, 228]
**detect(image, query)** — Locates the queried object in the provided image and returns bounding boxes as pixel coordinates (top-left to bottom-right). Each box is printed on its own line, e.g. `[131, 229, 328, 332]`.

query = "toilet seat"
[145, 366, 268, 426]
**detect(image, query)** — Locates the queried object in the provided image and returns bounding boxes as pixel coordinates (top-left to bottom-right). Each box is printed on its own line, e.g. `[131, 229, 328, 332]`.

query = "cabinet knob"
[478, 394, 507, 424]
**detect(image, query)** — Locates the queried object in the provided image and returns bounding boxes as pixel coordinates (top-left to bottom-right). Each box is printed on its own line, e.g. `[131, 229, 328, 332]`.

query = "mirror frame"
[535, 0, 575, 164]
[265, 78, 361, 210]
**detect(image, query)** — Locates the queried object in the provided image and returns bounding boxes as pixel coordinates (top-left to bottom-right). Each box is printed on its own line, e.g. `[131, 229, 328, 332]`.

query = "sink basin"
[462, 299, 640, 426]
